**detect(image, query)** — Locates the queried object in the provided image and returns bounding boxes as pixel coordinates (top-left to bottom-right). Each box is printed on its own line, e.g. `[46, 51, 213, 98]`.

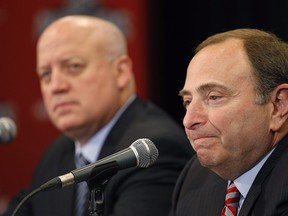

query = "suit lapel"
[98, 97, 142, 159]
[238, 135, 288, 216]
[238, 184, 261, 216]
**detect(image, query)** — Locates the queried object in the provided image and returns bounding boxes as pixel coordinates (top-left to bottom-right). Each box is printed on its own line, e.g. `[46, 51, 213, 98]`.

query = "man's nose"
[50, 70, 70, 93]
[183, 101, 206, 130]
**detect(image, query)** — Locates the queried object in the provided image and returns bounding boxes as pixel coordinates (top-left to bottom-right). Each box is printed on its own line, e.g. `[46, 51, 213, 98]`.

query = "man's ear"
[113, 55, 133, 89]
[270, 84, 288, 131]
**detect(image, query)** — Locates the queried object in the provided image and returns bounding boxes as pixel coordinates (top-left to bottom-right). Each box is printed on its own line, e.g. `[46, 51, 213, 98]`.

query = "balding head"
[36, 15, 135, 144]
[38, 15, 127, 62]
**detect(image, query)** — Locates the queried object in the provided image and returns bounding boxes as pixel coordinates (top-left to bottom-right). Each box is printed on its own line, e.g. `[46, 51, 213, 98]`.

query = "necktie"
[75, 153, 90, 216]
[221, 181, 240, 216]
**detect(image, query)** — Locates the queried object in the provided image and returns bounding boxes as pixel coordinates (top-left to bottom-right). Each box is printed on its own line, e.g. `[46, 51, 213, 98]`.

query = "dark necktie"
[75, 153, 90, 216]
[221, 181, 240, 216]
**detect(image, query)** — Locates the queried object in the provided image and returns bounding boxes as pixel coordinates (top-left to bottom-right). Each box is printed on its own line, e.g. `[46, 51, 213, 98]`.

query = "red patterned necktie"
[221, 181, 240, 216]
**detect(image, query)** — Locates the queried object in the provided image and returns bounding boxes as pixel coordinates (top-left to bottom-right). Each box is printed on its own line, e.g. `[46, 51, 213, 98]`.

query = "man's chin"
[197, 152, 217, 168]
[54, 120, 83, 134]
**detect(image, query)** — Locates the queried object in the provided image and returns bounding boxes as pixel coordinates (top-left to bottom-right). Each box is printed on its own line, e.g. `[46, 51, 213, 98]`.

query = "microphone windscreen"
[0, 117, 17, 143]
[130, 138, 159, 168]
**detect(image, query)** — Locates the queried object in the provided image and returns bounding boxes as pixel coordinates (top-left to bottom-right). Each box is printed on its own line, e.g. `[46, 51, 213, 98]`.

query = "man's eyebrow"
[178, 89, 190, 97]
[197, 82, 229, 93]
[178, 82, 231, 97]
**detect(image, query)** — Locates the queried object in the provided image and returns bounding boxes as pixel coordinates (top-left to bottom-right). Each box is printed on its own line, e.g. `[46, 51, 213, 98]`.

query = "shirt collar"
[75, 94, 136, 163]
[233, 147, 275, 199]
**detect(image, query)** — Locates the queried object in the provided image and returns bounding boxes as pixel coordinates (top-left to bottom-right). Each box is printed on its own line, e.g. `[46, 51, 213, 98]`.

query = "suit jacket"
[169, 135, 288, 216]
[4, 97, 194, 216]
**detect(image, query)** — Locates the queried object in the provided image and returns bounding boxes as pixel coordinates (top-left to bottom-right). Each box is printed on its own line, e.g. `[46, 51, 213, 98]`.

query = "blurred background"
[1, 0, 288, 213]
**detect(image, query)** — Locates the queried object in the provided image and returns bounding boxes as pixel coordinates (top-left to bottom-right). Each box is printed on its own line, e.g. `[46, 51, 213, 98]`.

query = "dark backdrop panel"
[148, 0, 288, 125]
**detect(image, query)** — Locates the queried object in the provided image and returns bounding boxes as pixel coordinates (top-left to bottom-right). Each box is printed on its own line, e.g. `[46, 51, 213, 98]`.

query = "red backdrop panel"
[0, 0, 148, 212]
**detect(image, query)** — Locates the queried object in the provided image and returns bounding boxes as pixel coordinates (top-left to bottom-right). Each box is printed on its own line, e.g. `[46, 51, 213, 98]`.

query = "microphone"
[11, 138, 158, 216]
[0, 117, 17, 143]
[41, 138, 159, 190]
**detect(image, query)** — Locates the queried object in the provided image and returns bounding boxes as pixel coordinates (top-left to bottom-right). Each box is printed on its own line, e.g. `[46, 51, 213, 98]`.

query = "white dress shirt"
[231, 147, 275, 215]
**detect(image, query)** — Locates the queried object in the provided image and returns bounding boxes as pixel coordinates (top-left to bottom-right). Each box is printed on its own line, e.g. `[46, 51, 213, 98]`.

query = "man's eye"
[39, 71, 51, 81]
[208, 95, 220, 100]
[183, 100, 191, 108]
[70, 63, 81, 69]
[70, 63, 81, 68]
[206, 93, 226, 106]
[67, 63, 83, 74]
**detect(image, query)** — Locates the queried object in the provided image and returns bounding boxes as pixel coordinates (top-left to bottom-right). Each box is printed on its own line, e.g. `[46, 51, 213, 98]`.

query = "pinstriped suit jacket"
[169, 135, 288, 216]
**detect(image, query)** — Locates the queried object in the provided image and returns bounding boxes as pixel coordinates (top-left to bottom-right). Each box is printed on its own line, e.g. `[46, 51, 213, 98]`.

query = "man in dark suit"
[170, 29, 288, 216]
[3, 15, 193, 216]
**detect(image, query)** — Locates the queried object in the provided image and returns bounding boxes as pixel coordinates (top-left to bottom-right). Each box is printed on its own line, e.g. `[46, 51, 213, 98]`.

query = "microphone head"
[130, 138, 159, 168]
[0, 117, 17, 143]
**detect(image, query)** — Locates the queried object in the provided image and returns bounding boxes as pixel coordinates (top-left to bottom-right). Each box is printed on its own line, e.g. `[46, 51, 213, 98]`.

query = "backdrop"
[0, 0, 148, 212]
[1, 0, 288, 213]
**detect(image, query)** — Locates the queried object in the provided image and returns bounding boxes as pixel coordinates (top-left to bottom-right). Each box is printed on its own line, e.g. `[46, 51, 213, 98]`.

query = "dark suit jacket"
[169, 135, 288, 216]
[4, 97, 194, 216]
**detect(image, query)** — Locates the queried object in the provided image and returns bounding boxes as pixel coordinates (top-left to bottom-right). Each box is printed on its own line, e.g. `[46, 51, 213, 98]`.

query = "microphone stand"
[87, 161, 119, 216]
